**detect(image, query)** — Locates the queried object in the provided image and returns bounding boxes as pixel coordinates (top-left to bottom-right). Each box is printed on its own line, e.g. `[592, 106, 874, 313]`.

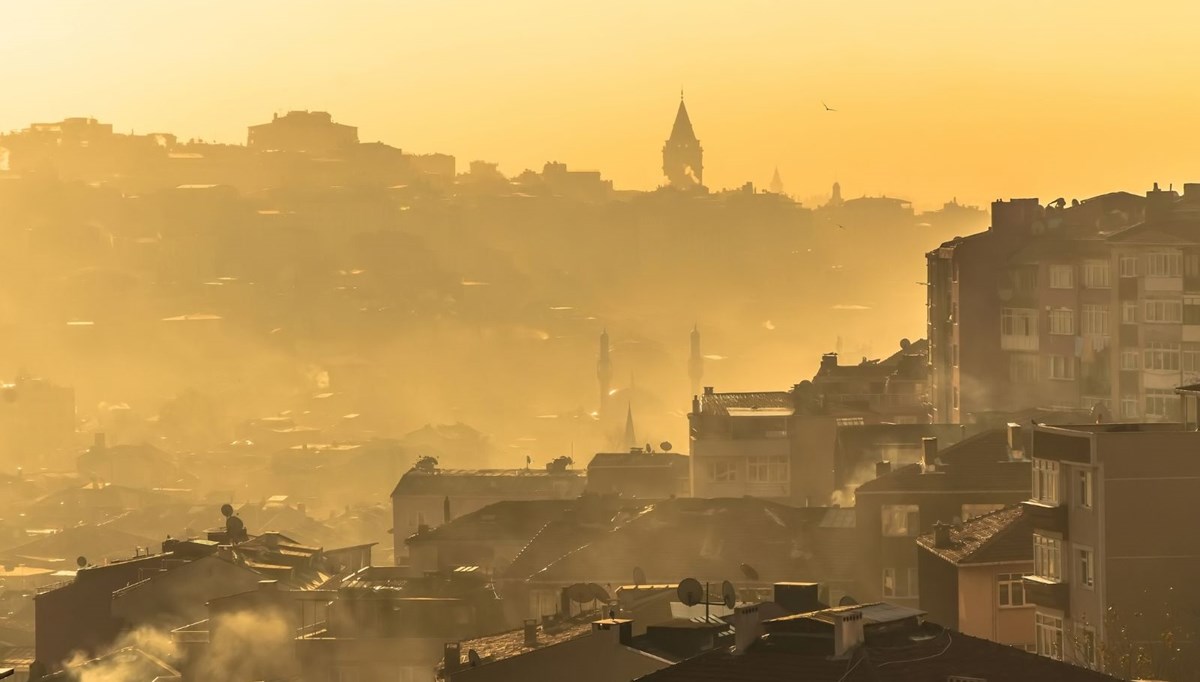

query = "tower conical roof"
[669, 99, 698, 142]
[624, 405, 637, 448]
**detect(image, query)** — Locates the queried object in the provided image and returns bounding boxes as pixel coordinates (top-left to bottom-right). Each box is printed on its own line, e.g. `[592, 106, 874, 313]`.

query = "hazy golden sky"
[4, 0, 1200, 207]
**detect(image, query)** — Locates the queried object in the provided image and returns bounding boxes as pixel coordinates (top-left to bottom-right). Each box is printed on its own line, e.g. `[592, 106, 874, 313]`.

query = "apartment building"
[928, 185, 1200, 423]
[1022, 389, 1200, 677]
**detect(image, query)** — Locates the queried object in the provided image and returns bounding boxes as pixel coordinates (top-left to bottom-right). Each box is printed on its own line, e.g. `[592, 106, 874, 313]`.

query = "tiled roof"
[455, 617, 597, 665]
[391, 469, 586, 498]
[916, 505, 1032, 565]
[499, 515, 610, 582]
[698, 392, 792, 417]
[634, 622, 1120, 682]
[526, 498, 821, 585]
[407, 500, 574, 545]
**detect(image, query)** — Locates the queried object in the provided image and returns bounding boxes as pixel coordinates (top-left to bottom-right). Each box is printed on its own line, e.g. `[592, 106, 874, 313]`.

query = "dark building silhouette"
[247, 110, 358, 155]
[662, 95, 703, 189]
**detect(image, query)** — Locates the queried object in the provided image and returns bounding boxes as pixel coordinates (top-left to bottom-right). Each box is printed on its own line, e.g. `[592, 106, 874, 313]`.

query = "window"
[1076, 624, 1097, 668]
[1185, 343, 1200, 373]
[1144, 341, 1180, 370]
[1145, 388, 1174, 418]
[1120, 256, 1139, 278]
[1121, 301, 1138, 325]
[1033, 534, 1062, 581]
[1121, 395, 1139, 418]
[747, 455, 788, 483]
[1009, 267, 1038, 293]
[1187, 297, 1200, 325]
[1001, 308, 1038, 350]
[952, 343, 959, 367]
[1049, 265, 1074, 289]
[1120, 349, 1140, 370]
[997, 573, 1027, 607]
[836, 417, 865, 427]
[1081, 304, 1109, 336]
[1076, 470, 1093, 509]
[1033, 459, 1060, 504]
[1036, 611, 1064, 660]
[881, 505, 920, 537]
[1077, 546, 1095, 589]
[1146, 251, 1183, 278]
[1048, 355, 1075, 380]
[1049, 309, 1075, 335]
[1144, 299, 1183, 323]
[706, 459, 738, 482]
[1188, 254, 1200, 278]
[1009, 354, 1039, 384]
[962, 503, 1004, 521]
[1082, 260, 1111, 289]
[882, 567, 918, 598]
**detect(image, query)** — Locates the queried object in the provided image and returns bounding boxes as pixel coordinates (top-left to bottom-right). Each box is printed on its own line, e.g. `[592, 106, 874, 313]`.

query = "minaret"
[597, 329, 612, 417]
[688, 325, 704, 397]
[624, 404, 637, 449]
[662, 93, 704, 189]
[770, 167, 784, 195]
[830, 181, 843, 207]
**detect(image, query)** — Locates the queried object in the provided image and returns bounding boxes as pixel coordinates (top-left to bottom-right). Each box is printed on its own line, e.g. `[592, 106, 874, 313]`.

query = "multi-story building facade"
[689, 342, 929, 506]
[1022, 391, 1200, 677]
[929, 184, 1200, 424]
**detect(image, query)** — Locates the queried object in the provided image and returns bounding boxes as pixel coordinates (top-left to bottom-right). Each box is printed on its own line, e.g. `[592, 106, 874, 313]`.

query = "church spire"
[624, 404, 637, 449]
[770, 167, 784, 195]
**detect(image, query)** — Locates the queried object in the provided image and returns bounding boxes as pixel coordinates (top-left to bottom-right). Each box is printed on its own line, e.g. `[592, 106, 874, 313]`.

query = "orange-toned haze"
[4, 1, 1200, 207]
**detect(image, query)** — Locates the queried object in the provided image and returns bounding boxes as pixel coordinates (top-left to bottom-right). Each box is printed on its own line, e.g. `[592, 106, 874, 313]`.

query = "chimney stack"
[523, 620, 538, 647]
[704, 386, 714, 396]
[933, 522, 953, 549]
[832, 609, 865, 658]
[730, 604, 763, 655]
[1006, 422, 1024, 460]
[443, 642, 462, 675]
[922, 437, 938, 468]
[820, 353, 839, 372]
[692, 395, 701, 414]
[875, 460, 891, 478]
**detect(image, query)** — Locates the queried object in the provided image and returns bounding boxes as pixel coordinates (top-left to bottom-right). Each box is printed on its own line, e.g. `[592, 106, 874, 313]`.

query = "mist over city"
[1, 2, 1199, 681]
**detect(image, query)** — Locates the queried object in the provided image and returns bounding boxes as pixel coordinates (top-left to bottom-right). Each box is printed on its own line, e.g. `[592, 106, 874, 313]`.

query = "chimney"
[832, 609, 865, 658]
[875, 460, 891, 478]
[933, 522, 953, 549]
[93, 432, 107, 450]
[443, 642, 462, 675]
[820, 353, 839, 372]
[773, 583, 821, 614]
[704, 386, 714, 396]
[523, 619, 538, 647]
[730, 604, 763, 655]
[922, 437, 938, 468]
[1006, 422, 1024, 460]
[692, 395, 701, 414]
[443, 496, 452, 524]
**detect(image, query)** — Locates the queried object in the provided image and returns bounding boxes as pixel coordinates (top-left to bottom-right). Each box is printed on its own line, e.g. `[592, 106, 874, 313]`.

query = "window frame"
[1033, 533, 1063, 582]
[997, 572, 1027, 608]
[881, 504, 920, 538]
[1049, 308, 1075, 336]
[1049, 265, 1074, 289]
[1077, 545, 1095, 590]
[1036, 611, 1064, 660]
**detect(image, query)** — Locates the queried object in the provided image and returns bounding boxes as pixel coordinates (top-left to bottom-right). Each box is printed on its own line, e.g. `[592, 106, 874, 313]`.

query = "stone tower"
[663, 94, 703, 188]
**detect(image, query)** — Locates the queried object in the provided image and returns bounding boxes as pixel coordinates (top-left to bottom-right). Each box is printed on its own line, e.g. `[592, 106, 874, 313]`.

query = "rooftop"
[916, 505, 1032, 565]
[391, 468, 586, 498]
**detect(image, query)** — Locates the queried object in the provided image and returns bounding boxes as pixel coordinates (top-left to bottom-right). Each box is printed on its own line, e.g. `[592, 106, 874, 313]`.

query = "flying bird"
[822, 101, 837, 112]
[837, 224, 846, 229]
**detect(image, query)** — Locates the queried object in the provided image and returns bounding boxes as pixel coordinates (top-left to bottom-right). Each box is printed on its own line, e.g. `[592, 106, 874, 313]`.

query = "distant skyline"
[5, 0, 1200, 209]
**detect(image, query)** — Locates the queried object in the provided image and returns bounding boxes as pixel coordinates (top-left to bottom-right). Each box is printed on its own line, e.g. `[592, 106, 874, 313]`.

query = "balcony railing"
[1021, 500, 1069, 540]
[1023, 575, 1070, 616]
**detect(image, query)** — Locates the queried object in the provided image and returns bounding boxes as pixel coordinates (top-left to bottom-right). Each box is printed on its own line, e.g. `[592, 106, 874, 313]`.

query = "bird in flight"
[837, 224, 846, 230]
[823, 101, 837, 112]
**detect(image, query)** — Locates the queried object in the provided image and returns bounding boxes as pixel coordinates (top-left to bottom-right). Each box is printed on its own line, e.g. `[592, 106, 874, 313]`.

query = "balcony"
[1021, 500, 1069, 539]
[1001, 334, 1039, 352]
[1023, 575, 1070, 616]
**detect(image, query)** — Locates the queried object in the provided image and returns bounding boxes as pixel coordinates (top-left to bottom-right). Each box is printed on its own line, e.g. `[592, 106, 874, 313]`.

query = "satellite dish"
[588, 583, 610, 603]
[633, 566, 646, 586]
[220, 503, 234, 518]
[900, 338, 911, 351]
[677, 577, 704, 606]
[467, 650, 481, 667]
[567, 583, 593, 604]
[76, 556, 88, 568]
[660, 441, 673, 452]
[721, 580, 737, 609]
[839, 595, 859, 606]
[739, 563, 760, 581]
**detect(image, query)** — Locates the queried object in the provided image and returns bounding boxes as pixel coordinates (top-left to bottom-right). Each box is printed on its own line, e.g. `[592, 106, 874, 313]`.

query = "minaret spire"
[597, 329, 612, 418]
[689, 325, 704, 397]
[625, 404, 637, 449]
